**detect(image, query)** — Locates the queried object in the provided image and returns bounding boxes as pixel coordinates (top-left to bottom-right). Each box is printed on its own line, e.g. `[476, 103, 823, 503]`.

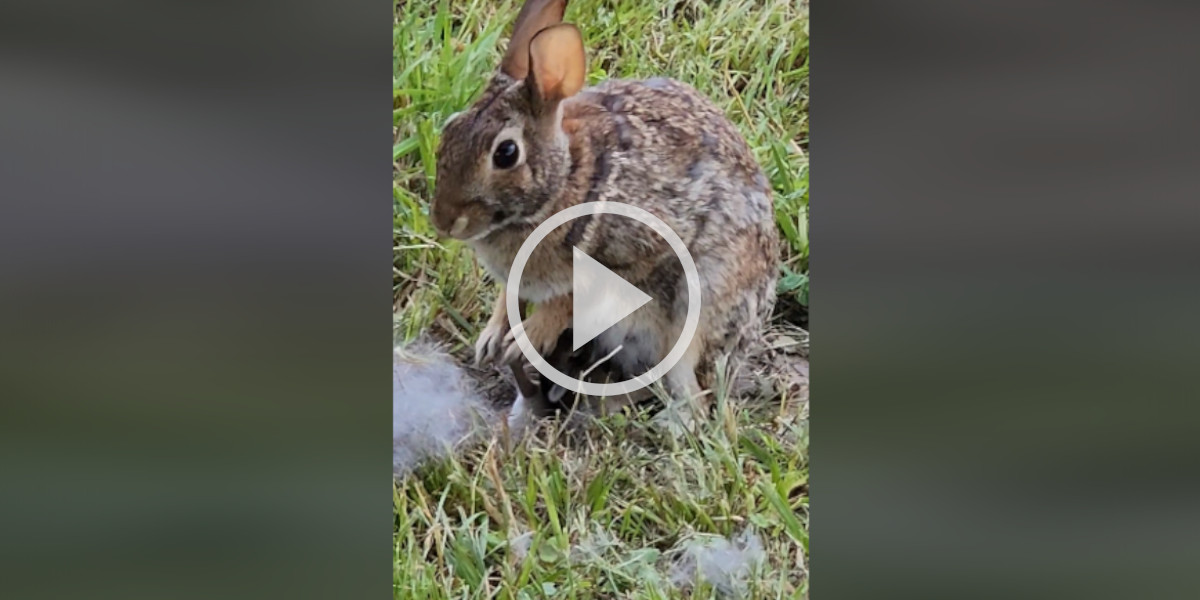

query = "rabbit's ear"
[526, 24, 586, 109]
[500, 0, 567, 79]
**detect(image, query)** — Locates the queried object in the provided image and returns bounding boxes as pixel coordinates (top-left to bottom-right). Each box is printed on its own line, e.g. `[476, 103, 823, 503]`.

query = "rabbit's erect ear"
[500, 0, 567, 79]
[526, 24, 586, 109]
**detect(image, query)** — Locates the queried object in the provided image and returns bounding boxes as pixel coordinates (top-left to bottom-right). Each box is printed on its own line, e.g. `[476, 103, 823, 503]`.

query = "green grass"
[395, 393, 808, 598]
[395, 0, 808, 596]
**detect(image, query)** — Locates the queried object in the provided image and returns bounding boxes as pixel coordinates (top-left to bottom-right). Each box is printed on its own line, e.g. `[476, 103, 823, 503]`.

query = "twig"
[579, 344, 623, 382]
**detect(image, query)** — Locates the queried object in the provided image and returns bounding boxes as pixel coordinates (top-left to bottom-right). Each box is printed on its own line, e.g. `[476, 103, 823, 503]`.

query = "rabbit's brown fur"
[431, 0, 778, 411]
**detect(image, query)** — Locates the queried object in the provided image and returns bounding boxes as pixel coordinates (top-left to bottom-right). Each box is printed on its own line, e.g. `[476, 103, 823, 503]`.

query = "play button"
[506, 201, 701, 397]
[571, 247, 652, 351]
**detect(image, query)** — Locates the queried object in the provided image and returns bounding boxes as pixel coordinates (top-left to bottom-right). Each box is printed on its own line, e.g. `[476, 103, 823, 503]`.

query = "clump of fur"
[392, 334, 587, 477]
[393, 338, 499, 477]
[666, 528, 768, 596]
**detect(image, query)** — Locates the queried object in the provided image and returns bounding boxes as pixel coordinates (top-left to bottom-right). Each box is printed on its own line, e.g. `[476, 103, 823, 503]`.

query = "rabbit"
[430, 0, 779, 418]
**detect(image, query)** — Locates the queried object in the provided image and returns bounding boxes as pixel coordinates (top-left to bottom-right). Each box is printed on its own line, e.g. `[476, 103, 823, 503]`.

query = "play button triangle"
[571, 247, 652, 351]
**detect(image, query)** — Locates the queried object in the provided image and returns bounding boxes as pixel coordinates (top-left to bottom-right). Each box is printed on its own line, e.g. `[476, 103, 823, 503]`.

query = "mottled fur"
[431, 0, 778, 408]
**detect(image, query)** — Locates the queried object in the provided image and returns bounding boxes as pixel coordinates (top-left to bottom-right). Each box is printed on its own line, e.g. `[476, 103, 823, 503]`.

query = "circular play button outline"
[506, 201, 702, 398]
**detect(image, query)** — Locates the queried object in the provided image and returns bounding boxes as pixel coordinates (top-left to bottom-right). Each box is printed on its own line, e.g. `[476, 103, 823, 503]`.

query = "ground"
[394, 0, 808, 597]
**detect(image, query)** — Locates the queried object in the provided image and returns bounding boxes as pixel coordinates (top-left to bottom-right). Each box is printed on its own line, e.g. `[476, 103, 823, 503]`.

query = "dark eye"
[493, 140, 519, 169]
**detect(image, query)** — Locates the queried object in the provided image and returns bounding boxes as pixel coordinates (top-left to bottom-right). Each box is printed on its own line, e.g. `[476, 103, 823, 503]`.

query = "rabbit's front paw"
[501, 296, 570, 366]
[501, 316, 563, 367]
[475, 289, 512, 367]
[475, 316, 510, 367]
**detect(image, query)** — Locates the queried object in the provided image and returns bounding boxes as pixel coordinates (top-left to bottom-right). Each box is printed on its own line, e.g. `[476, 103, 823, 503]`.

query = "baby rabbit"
[431, 0, 778, 414]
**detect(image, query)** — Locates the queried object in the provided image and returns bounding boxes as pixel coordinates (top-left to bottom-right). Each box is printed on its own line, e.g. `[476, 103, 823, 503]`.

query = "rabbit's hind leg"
[653, 339, 712, 433]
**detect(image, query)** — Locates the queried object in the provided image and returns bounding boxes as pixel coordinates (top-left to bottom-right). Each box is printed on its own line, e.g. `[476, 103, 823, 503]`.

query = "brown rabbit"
[431, 0, 778, 416]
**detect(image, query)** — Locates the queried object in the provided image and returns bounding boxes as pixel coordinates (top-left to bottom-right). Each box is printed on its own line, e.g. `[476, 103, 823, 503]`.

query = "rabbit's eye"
[493, 140, 520, 169]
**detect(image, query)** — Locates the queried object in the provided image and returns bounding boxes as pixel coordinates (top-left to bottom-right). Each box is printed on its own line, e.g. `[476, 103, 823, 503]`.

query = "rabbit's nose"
[448, 216, 471, 238]
[431, 211, 476, 241]
[428, 200, 457, 237]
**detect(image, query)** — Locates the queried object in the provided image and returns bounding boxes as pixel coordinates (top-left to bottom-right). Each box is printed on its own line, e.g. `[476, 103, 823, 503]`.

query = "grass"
[395, 0, 808, 597]
[395, 389, 809, 598]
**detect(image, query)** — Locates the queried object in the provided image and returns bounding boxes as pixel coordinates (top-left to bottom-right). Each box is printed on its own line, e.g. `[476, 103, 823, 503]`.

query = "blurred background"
[1, 1, 391, 598]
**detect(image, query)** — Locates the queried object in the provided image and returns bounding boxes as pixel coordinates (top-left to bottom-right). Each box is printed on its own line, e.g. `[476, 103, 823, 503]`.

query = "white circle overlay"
[506, 201, 701, 397]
